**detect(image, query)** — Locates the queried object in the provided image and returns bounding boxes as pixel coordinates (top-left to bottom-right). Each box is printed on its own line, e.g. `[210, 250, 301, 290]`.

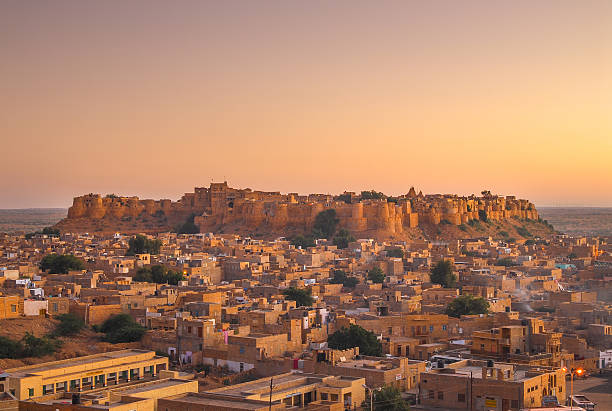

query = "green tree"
[134, 265, 184, 285]
[41, 227, 60, 236]
[327, 324, 382, 356]
[40, 254, 85, 274]
[54, 313, 85, 337]
[177, 214, 199, 234]
[282, 287, 314, 307]
[430, 260, 457, 288]
[445, 295, 489, 318]
[126, 235, 162, 255]
[364, 385, 410, 411]
[329, 269, 359, 289]
[360, 190, 387, 200]
[313, 209, 339, 239]
[290, 234, 316, 249]
[387, 248, 404, 258]
[332, 229, 355, 249]
[100, 314, 146, 343]
[516, 226, 532, 238]
[368, 267, 385, 284]
[495, 258, 518, 267]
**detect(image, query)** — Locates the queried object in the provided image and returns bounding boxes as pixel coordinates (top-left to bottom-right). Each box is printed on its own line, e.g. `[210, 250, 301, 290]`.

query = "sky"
[1, 1, 611, 208]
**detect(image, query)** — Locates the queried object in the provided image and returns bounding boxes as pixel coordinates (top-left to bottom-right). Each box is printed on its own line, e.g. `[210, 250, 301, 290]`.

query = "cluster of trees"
[445, 295, 489, 318]
[53, 313, 85, 337]
[25, 227, 60, 239]
[430, 260, 457, 288]
[126, 235, 162, 255]
[329, 269, 359, 289]
[327, 324, 382, 356]
[0, 333, 61, 359]
[290, 210, 355, 250]
[98, 314, 146, 343]
[282, 287, 314, 307]
[176, 214, 199, 234]
[386, 248, 404, 258]
[367, 266, 385, 284]
[134, 265, 184, 285]
[360, 190, 387, 200]
[495, 258, 519, 267]
[40, 254, 85, 274]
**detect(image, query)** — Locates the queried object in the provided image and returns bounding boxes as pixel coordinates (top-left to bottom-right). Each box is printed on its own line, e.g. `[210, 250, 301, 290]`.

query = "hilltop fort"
[55, 183, 546, 240]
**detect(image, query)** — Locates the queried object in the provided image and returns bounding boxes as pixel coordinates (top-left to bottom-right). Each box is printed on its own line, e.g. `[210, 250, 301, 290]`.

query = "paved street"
[571, 372, 612, 410]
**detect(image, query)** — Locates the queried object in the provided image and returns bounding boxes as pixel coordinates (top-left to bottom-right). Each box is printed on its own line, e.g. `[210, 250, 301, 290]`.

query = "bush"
[360, 190, 386, 200]
[126, 235, 161, 255]
[430, 260, 457, 288]
[516, 226, 532, 238]
[328, 324, 382, 356]
[445, 295, 489, 318]
[40, 254, 85, 274]
[21, 332, 62, 357]
[365, 385, 410, 411]
[100, 314, 146, 343]
[282, 287, 314, 307]
[458, 224, 468, 232]
[386, 248, 404, 258]
[54, 313, 85, 336]
[367, 267, 385, 284]
[0, 336, 22, 358]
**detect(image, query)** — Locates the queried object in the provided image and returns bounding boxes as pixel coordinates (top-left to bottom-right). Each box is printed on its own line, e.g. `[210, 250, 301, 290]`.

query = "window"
[187, 326, 192, 334]
[458, 393, 465, 402]
[511, 400, 519, 408]
[239, 346, 245, 354]
[53, 303, 58, 311]
[28, 388, 34, 397]
[320, 393, 328, 400]
[438, 392, 444, 400]
[442, 325, 447, 331]
[430, 325, 434, 332]
[330, 394, 338, 402]
[428, 390, 434, 399]
[10, 305, 16, 313]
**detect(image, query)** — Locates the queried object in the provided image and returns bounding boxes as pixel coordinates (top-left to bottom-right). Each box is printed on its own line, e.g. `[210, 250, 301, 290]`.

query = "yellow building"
[2, 350, 168, 400]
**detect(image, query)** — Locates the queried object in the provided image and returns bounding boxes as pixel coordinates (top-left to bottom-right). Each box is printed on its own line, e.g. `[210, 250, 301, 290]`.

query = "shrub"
[445, 295, 489, 318]
[386, 248, 404, 258]
[134, 265, 184, 285]
[516, 226, 532, 238]
[290, 234, 316, 249]
[54, 313, 85, 336]
[100, 314, 146, 343]
[0, 336, 22, 358]
[282, 287, 314, 307]
[332, 229, 355, 249]
[21, 333, 62, 357]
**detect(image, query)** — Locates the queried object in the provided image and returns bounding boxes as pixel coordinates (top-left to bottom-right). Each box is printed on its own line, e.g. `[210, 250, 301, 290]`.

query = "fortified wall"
[58, 182, 539, 236]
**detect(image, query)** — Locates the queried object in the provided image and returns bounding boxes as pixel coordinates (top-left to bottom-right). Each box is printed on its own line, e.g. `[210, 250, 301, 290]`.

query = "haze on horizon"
[1, 1, 611, 209]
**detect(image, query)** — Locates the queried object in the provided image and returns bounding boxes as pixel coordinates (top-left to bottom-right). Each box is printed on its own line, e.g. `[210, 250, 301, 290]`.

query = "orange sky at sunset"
[1, 1, 611, 208]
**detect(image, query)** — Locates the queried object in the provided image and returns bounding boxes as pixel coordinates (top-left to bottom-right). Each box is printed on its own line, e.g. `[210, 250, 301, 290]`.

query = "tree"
[445, 295, 489, 318]
[126, 235, 161, 255]
[430, 260, 457, 288]
[100, 314, 146, 343]
[134, 265, 184, 285]
[495, 258, 518, 267]
[332, 229, 355, 249]
[177, 214, 199, 234]
[364, 385, 410, 411]
[368, 267, 385, 284]
[282, 287, 314, 307]
[329, 269, 359, 289]
[387, 248, 404, 258]
[54, 313, 85, 336]
[290, 234, 316, 249]
[312, 209, 339, 239]
[360, 190, 387, 200]
[40, 254, 85, 274]
[327, 324, 382, 356]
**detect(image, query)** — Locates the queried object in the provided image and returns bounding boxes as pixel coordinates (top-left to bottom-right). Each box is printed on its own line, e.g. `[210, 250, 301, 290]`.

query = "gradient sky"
[1, 1, 611, 208]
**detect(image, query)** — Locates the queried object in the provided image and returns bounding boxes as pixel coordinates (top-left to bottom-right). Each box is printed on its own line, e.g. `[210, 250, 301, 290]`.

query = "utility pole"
[470, 371, 473, 411]
[268, 377, 273, 411]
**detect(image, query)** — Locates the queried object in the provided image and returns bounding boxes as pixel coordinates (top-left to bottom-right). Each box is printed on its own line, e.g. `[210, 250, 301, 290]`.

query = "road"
[571, 372, 612, 410]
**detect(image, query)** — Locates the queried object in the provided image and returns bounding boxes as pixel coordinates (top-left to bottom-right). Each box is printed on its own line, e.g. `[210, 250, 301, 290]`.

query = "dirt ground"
[0, 316, 142, 370]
